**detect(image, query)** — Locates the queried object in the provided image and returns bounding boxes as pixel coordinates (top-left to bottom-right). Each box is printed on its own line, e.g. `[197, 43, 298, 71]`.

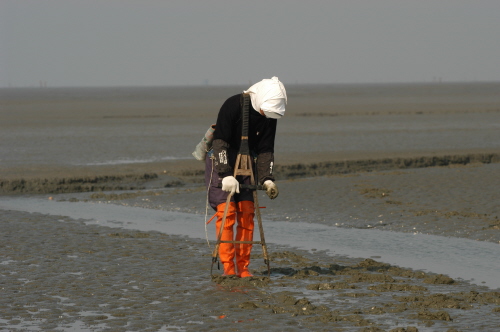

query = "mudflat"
[1, 83, 500, 331]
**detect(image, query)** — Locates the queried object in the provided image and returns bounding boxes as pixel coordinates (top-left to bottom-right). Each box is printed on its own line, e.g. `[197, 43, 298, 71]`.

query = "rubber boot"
[215, 202, 237, 276]
[235, 201, 255, 277]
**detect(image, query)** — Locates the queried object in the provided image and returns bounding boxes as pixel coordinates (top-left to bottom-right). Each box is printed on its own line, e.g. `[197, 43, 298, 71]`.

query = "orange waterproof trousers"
[215, 200, 255, 277]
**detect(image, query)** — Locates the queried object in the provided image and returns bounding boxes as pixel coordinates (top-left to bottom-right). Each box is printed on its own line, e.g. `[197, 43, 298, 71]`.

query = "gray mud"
[2, 83, 500, 331]
[2, 210, 500, 331]
[1, 152, 499, 196]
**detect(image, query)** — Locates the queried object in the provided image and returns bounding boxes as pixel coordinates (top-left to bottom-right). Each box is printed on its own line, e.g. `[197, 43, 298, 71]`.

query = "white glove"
[263, 180, 279, 199]
[221, 176, 240, 195]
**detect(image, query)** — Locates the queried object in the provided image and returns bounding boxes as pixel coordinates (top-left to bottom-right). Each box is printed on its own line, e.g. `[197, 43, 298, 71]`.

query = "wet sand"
[1, 83, 500, 331]
[2, 162, 500, 331]
[2, 209, 500, 331]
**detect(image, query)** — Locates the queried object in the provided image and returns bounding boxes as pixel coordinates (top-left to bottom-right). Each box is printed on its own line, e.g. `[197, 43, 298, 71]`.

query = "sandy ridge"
[1, 152, 498, 195]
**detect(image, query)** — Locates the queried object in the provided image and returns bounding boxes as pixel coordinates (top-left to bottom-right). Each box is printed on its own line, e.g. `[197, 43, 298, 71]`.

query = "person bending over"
[205, 76, 287, 277]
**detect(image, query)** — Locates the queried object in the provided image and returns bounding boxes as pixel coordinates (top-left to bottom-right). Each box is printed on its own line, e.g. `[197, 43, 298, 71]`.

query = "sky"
[1, 0, 500, 88]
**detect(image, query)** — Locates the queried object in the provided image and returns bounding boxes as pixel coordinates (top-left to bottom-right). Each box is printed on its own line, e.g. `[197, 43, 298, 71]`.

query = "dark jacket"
[212, 93, 277, 184]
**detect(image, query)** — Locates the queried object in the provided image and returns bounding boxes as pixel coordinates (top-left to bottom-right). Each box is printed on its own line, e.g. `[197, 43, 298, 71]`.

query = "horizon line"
[2, 79, 500, 90]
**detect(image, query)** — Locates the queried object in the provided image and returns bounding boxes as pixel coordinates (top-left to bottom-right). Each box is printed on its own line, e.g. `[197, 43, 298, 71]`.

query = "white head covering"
[243, 76, 287, 119]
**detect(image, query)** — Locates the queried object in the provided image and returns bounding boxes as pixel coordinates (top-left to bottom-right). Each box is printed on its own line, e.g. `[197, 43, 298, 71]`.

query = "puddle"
[1, 196, 499, 289]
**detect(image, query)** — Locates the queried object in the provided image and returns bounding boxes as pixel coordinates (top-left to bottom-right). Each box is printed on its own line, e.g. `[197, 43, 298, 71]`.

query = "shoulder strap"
[239, 93, 250, 155]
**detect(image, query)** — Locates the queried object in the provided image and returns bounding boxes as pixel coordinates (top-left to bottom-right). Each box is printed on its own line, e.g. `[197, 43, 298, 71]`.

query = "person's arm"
[255, 118, 277, 184]
[255, 118, 279, 199]
[212, 96, 238, 175]
[212, 139, 232, 175]
[256, 152, 275, 184]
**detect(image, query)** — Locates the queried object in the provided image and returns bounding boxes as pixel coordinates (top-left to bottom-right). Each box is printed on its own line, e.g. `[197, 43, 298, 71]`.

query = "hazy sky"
[1, 0, 499, 87]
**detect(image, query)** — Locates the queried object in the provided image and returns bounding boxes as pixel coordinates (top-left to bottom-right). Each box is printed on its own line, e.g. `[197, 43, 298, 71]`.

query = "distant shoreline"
[2, 80, 500, 90]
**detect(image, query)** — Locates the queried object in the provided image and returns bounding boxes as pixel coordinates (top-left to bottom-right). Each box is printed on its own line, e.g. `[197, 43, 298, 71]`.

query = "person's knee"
[216, 202, 237, 228]
[237, 201, 254, 229]
[237, 200, 254, 214]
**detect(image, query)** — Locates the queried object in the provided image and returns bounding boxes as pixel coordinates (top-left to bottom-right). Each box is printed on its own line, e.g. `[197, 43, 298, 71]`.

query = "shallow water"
[2, 196, 499, 290]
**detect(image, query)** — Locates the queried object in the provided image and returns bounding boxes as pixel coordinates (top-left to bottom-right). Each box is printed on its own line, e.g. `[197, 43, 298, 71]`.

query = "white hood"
[243, 76, 287, 119]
